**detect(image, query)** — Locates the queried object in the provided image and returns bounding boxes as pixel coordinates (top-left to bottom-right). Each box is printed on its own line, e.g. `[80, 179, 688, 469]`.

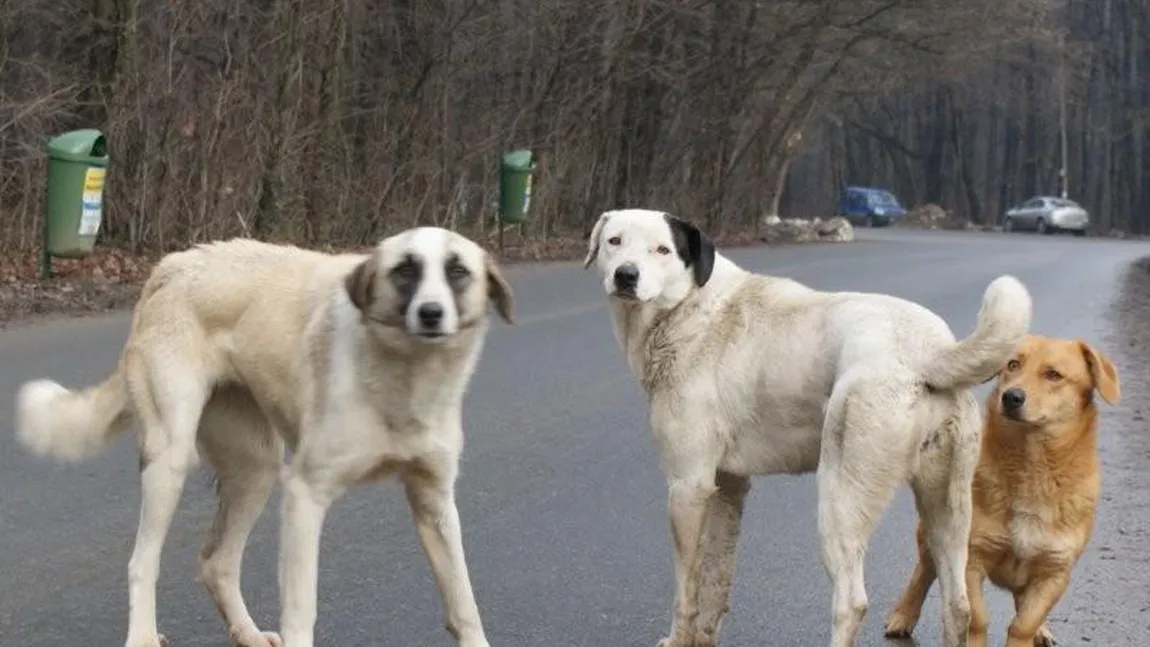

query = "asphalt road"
[2, 228, 1149, 647]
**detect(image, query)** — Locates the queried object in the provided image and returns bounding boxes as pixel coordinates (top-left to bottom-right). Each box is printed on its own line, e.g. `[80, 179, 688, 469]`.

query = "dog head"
[990, 334, 1121, 430]
[583, 209, 715, 308]
[345, 227, 514, 342]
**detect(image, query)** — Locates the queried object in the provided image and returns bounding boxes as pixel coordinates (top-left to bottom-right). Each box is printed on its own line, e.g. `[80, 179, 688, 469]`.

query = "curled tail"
[15, 369, 132, 462]
[921, 275, 1033, 392]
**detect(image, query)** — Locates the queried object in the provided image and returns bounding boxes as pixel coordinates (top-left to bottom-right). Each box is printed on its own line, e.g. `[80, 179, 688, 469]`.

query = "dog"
[14, 227, 514, 647]
[883, 334, 1121, 647]
[582, 208, 1033, 647]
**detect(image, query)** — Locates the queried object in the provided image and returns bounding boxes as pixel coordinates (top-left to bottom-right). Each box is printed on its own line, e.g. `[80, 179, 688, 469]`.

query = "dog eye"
[1044, 368, 1062, 381]
[447, 264, 470, 280]
[607, 236, 622, 245]
[1006, 359, 1021, 371]
[391, 262, 417, 280]
[655, 245, 671, 255]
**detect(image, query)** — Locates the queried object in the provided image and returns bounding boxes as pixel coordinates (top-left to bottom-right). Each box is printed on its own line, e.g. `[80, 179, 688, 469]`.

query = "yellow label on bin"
[79, 167, 106, 237]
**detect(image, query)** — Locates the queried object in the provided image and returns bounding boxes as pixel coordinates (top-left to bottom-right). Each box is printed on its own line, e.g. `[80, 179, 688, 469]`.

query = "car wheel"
[1036, 218, 1050, 235]
[864, 215, 875, 228]
[1003, 218, 1014, 233]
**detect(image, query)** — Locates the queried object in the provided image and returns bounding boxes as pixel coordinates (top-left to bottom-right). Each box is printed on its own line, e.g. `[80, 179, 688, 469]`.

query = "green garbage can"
[44, 129, 109, 259]
[499, 150, 535, 225]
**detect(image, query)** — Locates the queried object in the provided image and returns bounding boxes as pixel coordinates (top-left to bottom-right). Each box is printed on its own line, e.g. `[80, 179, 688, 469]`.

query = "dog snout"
[1001, 388, 1026, 411]
[613, 264, 640, 291]
[417, 302, 444, 328]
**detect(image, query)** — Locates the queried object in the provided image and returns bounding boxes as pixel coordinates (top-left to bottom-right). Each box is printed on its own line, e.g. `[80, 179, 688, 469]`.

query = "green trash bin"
[498, 150, 535, 225]
[44, 129, 109, 259]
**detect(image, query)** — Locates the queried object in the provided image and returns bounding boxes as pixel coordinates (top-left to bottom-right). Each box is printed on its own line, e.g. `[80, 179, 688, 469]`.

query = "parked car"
[1002, 196, 1089, 236]
[837, 186, 907, 227]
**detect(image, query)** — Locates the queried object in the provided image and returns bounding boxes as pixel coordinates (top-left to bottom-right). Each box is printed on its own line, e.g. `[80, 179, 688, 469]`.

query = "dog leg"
[1013, 593, 1057, 646]
[278, 465, 340, 647]
[198, 391, 284, 647]
[403, 462, 490, 647]
[816, 464, 897, 647]
[656, 474, 718, 647]
[817, 382, 908, 647]
[124, 367, 207, 647]
[966, 569, 989, 647]
[917, 434, 977, 647]
[1006, 577, 1069, 647]
[693, 471, 751, 647]
[883, 521, 937, 638]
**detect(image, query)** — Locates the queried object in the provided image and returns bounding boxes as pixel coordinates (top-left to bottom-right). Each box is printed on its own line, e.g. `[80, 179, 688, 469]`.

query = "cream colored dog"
[14, 227, 514, 647]
[583, 209, 1033, 647]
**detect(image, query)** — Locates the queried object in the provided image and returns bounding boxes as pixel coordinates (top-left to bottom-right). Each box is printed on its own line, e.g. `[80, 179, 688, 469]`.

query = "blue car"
[837, 186, 907, 227]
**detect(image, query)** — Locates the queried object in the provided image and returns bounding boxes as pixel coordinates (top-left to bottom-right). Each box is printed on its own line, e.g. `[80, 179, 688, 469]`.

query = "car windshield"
[870, 191, 898, 205]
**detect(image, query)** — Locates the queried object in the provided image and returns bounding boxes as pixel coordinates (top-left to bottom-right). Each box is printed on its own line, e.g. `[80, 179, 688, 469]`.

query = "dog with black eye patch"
[14, 226, 514, 647]
[583, 208, 1032, 647]
[884, 334, 1121, 647]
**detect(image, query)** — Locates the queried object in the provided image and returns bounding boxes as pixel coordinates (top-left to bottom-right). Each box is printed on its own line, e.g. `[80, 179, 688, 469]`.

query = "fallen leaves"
[0, 248, 157, 327]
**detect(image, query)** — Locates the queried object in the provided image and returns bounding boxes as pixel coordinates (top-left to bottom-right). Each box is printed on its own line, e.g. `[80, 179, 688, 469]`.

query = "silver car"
[1003, 196, 1089, 236]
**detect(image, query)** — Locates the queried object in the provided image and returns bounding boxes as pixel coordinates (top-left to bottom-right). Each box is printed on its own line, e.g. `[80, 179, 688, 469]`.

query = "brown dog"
[883, 334, 1120, 647]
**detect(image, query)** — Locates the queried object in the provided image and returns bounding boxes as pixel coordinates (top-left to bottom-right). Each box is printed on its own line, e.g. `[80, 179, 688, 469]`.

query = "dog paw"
[231, 629, 282, 647]
[882, 610, 918, 638]
[126, 635, 168, 647]
[1034, 624, 1056, 647]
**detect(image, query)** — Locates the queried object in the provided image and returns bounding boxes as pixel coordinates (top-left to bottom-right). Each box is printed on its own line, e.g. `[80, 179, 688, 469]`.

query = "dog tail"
[15, 368, 132, 462]
[921, 275, 1032, 392]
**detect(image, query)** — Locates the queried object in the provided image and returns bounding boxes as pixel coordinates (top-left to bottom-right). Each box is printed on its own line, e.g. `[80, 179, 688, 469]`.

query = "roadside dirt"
[1055, 256, 1150, 643]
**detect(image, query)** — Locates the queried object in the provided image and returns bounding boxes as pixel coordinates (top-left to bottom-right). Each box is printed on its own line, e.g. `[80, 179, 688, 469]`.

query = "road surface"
[2, 228, 1148, 647]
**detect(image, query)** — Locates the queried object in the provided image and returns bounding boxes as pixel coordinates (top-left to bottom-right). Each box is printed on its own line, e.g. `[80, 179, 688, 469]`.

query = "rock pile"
[759, 215, 854, 244]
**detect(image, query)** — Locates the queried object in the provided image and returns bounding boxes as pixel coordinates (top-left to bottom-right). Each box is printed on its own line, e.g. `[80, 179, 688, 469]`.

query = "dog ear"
[486, 256, 515, 324]
[1078, 340, 1121, 404]
[665, 214, 716, 287]
[344, 255, 378, 312]
[583, 212, 610, 269]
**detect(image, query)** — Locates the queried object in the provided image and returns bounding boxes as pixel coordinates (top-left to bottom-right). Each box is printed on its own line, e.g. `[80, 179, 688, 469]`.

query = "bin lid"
[501, 150, 533, 171]
[47, 129, 109, 165]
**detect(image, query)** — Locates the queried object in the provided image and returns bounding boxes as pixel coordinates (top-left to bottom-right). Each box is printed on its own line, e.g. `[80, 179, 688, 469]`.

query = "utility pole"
[1059, 32, 1069, 199]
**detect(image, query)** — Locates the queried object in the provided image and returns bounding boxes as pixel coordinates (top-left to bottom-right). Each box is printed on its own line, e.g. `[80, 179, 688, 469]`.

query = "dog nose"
[417, 303, 444, 327]
[614, 264, 640, 289]
[1001, 388, 1026, 409]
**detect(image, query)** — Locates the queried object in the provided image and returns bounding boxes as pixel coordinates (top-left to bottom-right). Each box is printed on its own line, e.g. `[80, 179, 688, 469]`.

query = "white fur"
[585, 209, 1033, 647]
[12, 228, 512, 647]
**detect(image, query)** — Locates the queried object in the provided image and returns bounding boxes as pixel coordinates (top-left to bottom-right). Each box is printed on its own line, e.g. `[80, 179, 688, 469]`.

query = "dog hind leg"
[913, 406, 979, 647]
[198, 387, 285, 647]
[123, 349, 210, 647]
[817, 378, 913, 647]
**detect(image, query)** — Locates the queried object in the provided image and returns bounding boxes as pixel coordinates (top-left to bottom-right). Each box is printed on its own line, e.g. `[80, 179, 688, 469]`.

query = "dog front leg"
[1005, 576, 1069, 647]
[658, 475, 719, 647]
[278, 466, 339, 647]
[965, 568, 989, 647]
[692, 471, 751, 647]
[403, 465, 490, 647]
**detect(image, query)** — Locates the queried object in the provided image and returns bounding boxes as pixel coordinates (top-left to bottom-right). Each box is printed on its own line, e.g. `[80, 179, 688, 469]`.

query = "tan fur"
[14, 228, 513, 647]
[585, 209, 1033, 647]
[884, 334, 1121, 647]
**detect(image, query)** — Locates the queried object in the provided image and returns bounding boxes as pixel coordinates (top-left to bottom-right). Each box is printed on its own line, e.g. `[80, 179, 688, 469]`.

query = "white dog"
[14, 227, 514, 647]
[583, 209, 1032, 647]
